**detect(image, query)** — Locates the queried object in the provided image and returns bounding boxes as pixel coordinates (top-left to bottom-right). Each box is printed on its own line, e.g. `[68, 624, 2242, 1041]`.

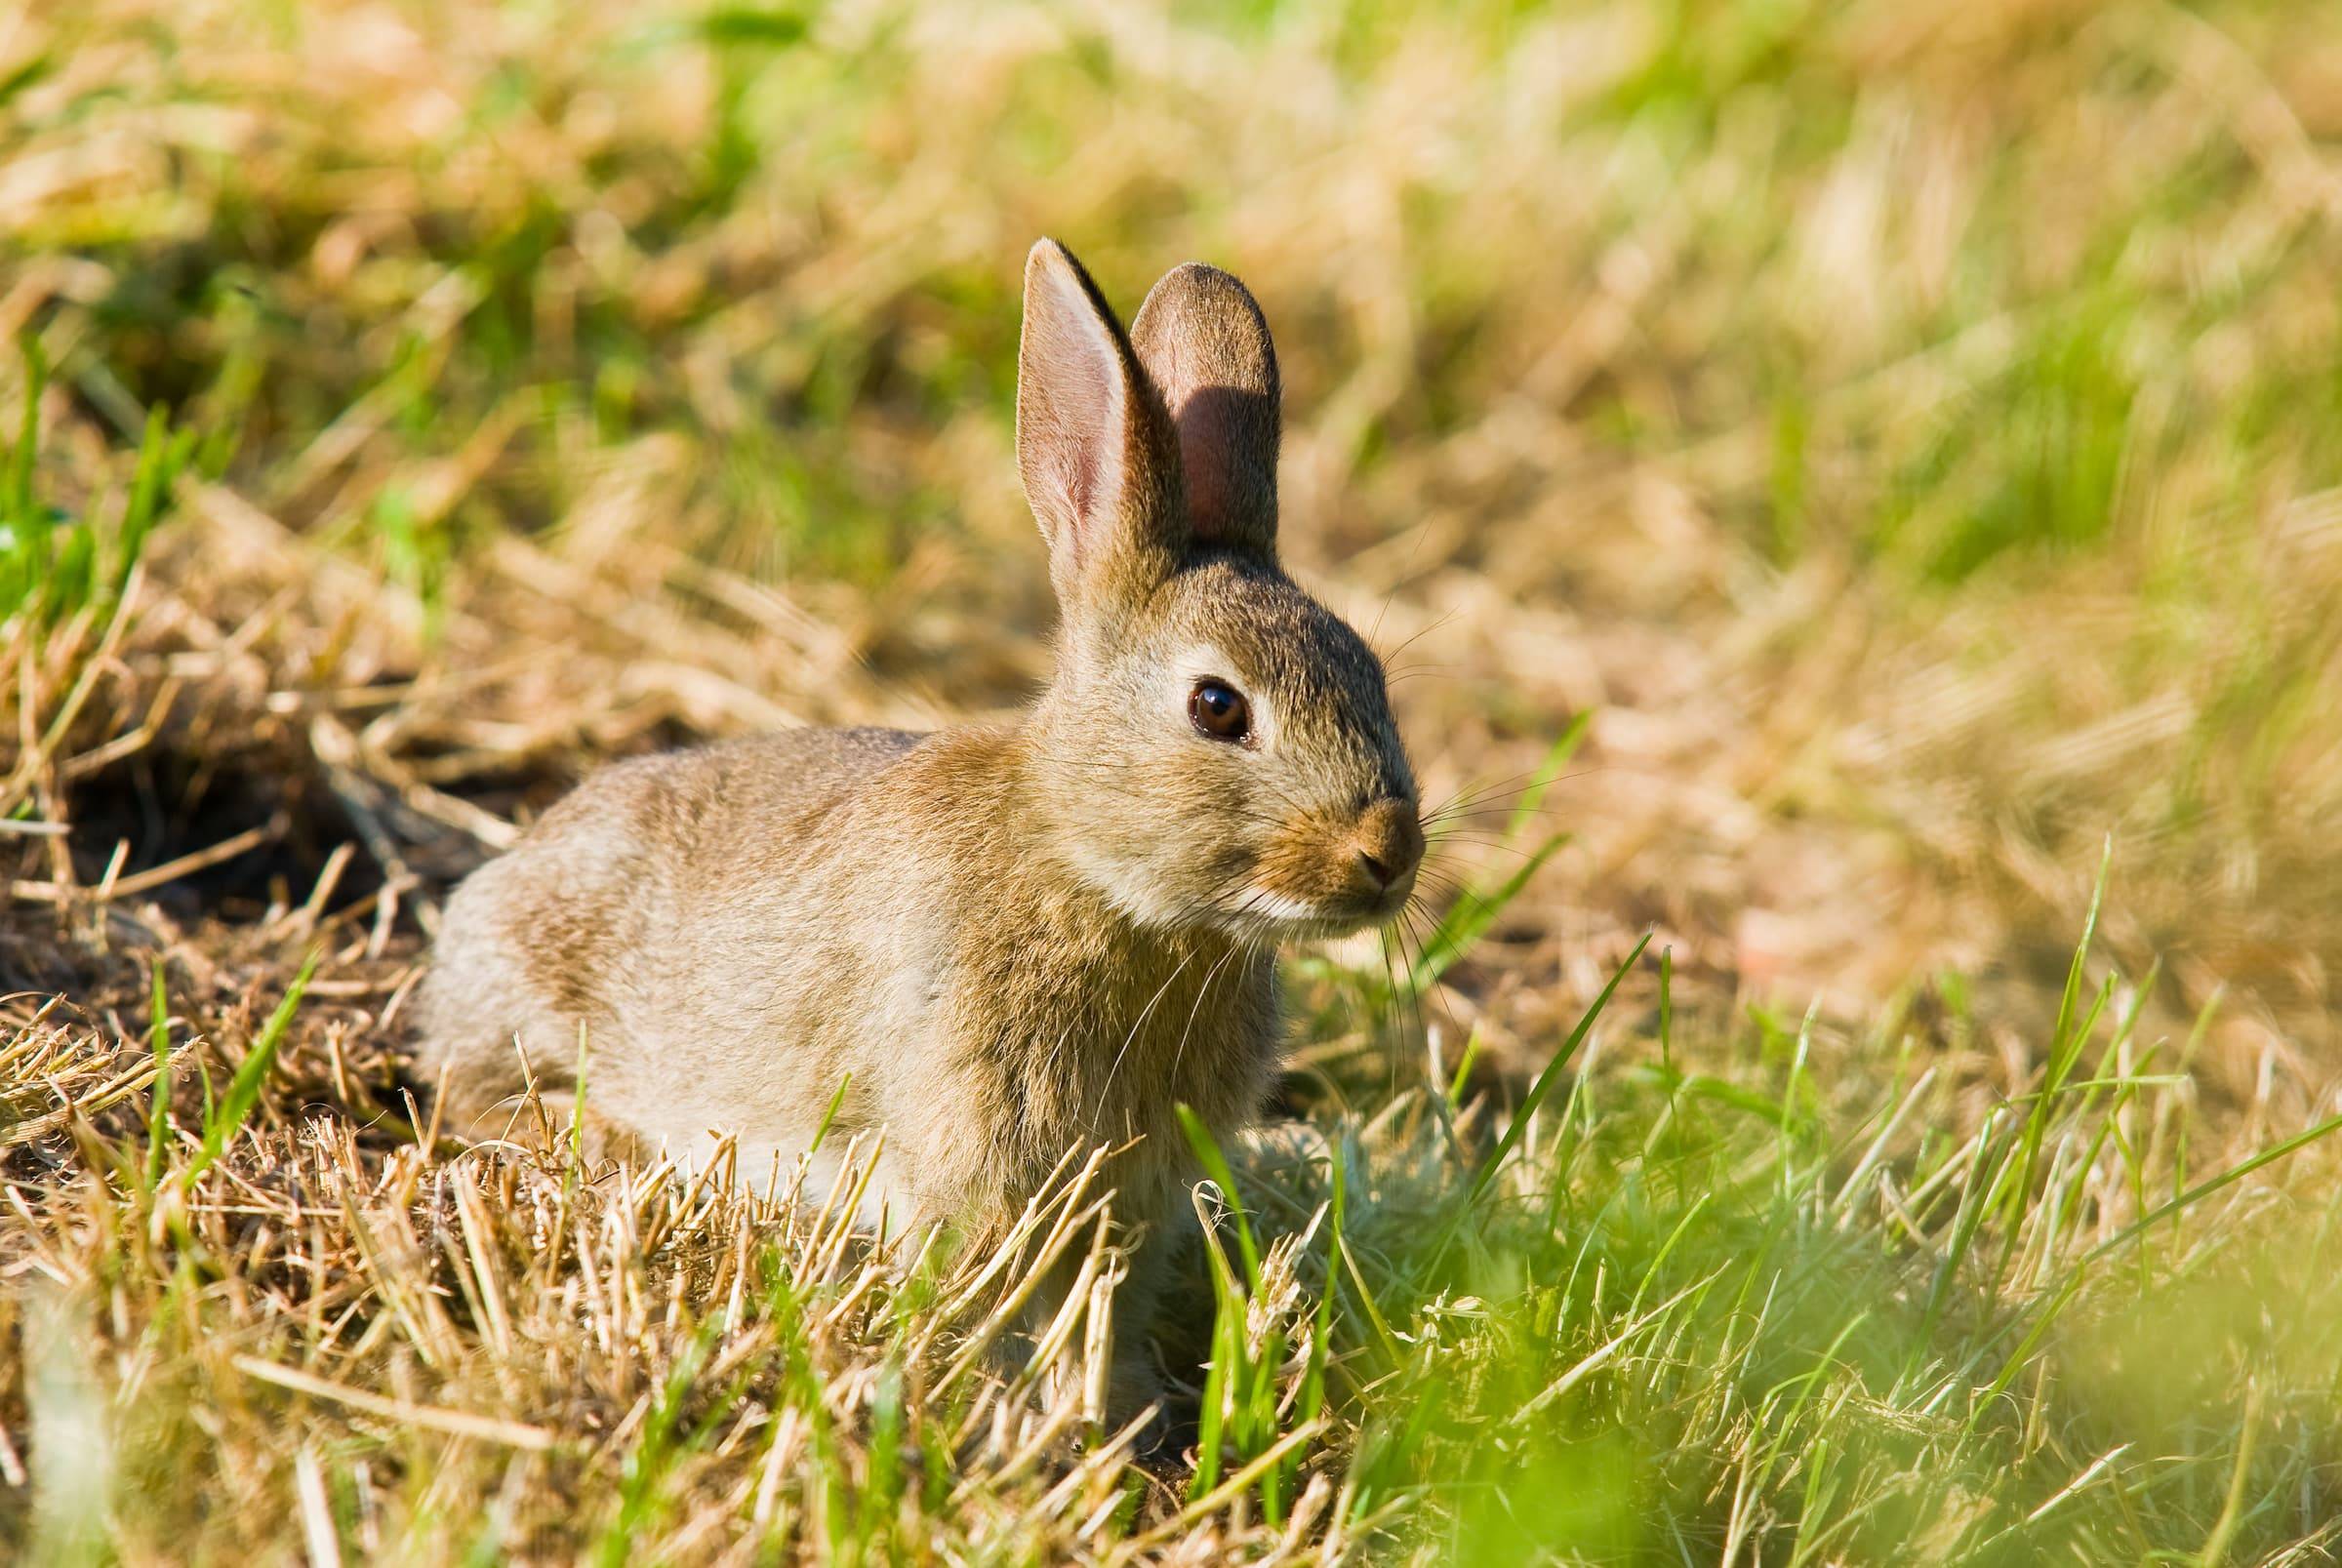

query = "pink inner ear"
[1178, 395, 1233, 542]
[1062, 343, 1116, 545]
[1165, 382, 1274, 547]
[1021, 258, 1128, 568]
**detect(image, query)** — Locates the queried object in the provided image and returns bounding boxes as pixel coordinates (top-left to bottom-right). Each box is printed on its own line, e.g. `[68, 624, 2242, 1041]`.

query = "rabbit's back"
[412, 726, 925, 1132]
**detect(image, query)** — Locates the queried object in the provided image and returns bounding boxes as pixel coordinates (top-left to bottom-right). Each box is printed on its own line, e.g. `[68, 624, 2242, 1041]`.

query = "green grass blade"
[1402, 716, 1591, 1000]
[810, 1070, 852, 1155]
[1443, 1025, 1485, 1111]
[184, 951, 316, 1185]
[1299, 1146, 1344, 1429]
[2080, 1107, 2342, 1268]
[143, 961, 173, 1190]
[2051, 837, 2114, 1059]
[2010, 840, 2113, 1220]
[1177, 1104, 1260, 1293]
[569, 1020, 589, 1168]
[1504, 708, 1593, 841]
[1188, 1223, 1244, 1502]
[8, 335, 40, 524]
[1464, 932, 1651, 1214]
[1406, 830, 1570, 998]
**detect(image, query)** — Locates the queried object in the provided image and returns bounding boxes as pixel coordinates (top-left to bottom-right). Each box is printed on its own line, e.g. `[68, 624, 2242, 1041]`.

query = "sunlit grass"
[6, 856, 2341, 1559]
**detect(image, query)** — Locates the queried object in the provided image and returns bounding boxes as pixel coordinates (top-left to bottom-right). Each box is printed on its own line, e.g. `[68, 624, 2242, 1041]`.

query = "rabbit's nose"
[1351, 799, 1424, 895]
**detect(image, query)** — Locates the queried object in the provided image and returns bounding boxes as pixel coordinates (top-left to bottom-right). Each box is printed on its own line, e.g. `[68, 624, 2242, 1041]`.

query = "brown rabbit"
[413, 240, 1421, 1404]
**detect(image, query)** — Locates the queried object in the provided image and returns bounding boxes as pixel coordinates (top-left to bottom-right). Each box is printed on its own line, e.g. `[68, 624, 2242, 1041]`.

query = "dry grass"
[6, 0, 2342, 1560]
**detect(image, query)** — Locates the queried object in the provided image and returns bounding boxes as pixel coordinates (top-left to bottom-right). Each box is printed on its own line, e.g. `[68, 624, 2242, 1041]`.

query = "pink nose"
[1352, 798, 1424, 895]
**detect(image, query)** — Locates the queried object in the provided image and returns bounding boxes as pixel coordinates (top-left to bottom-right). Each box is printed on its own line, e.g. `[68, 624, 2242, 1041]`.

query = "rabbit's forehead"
[1158, 578, 1351, 685]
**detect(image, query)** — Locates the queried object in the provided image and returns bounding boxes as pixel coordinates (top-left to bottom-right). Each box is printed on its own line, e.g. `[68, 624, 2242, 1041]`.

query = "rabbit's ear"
[1017, 239, 1182, 607]
[1131, 263, 1279, 557]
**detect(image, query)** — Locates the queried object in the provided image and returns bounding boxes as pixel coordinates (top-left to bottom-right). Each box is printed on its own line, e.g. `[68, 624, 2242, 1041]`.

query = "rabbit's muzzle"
[1347, 796, 1424, 911]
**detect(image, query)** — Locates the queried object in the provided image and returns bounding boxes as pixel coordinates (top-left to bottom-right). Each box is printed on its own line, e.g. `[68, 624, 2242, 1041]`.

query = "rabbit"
[412, 239, 1423, 1411]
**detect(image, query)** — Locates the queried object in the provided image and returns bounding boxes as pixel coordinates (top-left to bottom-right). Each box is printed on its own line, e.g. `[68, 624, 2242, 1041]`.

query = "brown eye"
[1189, 678, 1251, 743]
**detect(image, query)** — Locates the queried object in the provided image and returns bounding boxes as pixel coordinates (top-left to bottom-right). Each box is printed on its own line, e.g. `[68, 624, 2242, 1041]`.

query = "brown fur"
[413, 241, 1420, 1410]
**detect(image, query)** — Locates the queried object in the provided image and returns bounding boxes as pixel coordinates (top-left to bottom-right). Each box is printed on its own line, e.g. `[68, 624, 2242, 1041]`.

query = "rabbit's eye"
[1189, 678, 1252, 743]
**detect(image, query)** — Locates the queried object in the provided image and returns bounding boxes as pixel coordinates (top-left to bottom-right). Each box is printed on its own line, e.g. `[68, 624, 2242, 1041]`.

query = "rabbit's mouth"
[1211, 796, 1424, 940]
[1219, 881, 1414, 941]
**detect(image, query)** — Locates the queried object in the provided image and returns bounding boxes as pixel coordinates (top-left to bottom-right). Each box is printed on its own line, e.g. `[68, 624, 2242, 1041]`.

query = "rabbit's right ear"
[1130, 263, 1279, 559]
[1017, 239, 1181, 609]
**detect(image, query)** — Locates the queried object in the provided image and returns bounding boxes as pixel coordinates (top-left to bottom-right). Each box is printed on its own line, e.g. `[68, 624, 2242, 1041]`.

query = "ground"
[5, 0, 2342, 1562]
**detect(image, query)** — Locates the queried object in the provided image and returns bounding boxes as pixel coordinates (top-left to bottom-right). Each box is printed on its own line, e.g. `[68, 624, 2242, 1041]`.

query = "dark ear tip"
[1025, 239, 1129, 339]
[1145, 261, 1263, 315]
[1162, 260, 1232, 285]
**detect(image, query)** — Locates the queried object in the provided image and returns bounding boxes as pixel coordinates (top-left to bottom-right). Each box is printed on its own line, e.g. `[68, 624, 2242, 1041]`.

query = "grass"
[6, 0, 2342, 1560]
[7, 872, 2342, 1561]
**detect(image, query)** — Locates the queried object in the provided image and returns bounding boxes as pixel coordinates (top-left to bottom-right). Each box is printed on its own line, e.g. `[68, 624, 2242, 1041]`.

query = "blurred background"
[5, 0, 2341, 1111]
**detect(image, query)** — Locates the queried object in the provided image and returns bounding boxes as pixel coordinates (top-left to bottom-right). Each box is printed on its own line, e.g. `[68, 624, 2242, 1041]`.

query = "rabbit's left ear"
[1132, 263, 1280, 558]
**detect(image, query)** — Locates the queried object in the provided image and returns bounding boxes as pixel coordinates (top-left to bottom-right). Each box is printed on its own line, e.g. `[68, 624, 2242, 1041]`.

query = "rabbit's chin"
[1209, 889, 1409, 944]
